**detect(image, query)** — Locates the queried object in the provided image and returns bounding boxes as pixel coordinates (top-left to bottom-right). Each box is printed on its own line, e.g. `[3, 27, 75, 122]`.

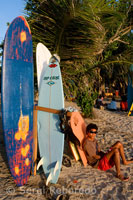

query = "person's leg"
[112, 149, 121, 176]
[111, 141, 133, 165]
[105, 148, 118, 161]
[105, 148, 129, 181]
[101, 148, 120, 173]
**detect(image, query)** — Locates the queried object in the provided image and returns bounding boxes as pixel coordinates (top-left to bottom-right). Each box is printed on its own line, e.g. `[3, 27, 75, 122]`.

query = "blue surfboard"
[127, 64, 133, 115]
[37, 55, 64, 185]
[1, 16, 34, 186]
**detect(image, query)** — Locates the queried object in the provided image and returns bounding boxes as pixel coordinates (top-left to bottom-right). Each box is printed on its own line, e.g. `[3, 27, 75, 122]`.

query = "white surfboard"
[36, 43, 52, 91]
[37, 55, 64, 184]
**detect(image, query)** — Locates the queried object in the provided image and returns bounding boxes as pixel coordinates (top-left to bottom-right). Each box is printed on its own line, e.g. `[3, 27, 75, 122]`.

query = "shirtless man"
[83, 123, 133, 181]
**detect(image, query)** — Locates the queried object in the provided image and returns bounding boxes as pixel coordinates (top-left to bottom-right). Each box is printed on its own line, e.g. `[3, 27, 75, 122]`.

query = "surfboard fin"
[37, 157, 44, 170]
[46, 172, 52, 186]
[53, 161, 59, 176]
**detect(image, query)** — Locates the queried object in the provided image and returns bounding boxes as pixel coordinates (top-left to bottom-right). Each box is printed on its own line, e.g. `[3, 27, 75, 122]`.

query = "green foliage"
[23, 0, 132, 115]
[64, 79, 78, 100]
[76, 88, 98, 117]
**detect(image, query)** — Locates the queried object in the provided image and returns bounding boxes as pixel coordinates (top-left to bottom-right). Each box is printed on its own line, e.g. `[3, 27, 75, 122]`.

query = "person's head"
[98, 95, 103, 99]
[86, 123, 98, 139]
[99, 95, 102, 98]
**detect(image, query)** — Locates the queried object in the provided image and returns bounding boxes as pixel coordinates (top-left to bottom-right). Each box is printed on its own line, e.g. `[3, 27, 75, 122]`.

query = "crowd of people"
[95, 93, 128, 112]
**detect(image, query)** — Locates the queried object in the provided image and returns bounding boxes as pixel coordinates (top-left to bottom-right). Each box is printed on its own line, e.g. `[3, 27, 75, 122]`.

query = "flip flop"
[116, 174, 129, 182]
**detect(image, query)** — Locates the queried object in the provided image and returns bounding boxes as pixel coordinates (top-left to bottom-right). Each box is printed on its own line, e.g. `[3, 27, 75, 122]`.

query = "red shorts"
[98, 154, 114, 171]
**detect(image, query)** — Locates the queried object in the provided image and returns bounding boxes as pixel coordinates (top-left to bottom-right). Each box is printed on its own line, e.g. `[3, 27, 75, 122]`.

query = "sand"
[0, 100, 133, 200]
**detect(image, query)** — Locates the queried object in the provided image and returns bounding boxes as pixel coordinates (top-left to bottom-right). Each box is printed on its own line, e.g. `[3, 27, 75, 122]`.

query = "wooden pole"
[34, 105, 72, 117]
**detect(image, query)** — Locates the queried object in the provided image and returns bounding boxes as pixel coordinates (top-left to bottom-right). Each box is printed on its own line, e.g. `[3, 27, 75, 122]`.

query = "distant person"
[83, 123, 133, 181]
[107, 97, 117, 111]
[120, 95, 128, 111]
[95, 95, 104, 109]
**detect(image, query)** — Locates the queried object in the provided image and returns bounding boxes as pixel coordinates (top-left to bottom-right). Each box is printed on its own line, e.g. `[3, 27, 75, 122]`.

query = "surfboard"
[36, 43, 51, 91]
[127, 64, 133, 116]
[128, 103, 133, 116]
[37, 55, 64, 185]
[70, 112, 88, 167]
[1, 16, 34, 186]
[69, 141, 80, 161]
[32, 43, 51, 175]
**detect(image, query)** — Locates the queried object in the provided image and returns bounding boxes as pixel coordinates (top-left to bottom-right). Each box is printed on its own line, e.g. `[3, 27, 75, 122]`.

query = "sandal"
[116, 174, 129, 182]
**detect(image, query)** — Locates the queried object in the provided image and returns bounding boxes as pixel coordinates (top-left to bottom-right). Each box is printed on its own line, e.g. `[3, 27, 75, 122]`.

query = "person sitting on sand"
[83, 123, 133, 181]
[107, 97, 117, 111]
[120, 95, 128, 111]
[95, 95, 104, 109]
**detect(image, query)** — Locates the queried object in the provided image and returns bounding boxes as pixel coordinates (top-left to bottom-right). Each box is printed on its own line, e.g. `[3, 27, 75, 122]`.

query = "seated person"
[95, 95, 104, 109]
[107, 97, 117, 110]
[83, 123, 133, 181]
[120, 101, 128, 111]
[120, 95, 128, 111]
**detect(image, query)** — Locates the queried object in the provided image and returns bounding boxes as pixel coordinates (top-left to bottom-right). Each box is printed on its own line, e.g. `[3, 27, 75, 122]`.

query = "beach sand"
[0, 100, 133, 200]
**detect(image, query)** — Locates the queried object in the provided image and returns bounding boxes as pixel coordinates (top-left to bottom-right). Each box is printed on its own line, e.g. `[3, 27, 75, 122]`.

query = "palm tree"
[24, 0, 132, 115]
[24, 0, 132, 67]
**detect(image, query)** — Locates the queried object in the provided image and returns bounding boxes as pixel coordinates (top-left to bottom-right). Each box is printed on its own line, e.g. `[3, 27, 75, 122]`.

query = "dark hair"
[99, 95, 102, 99]
[86, 123, 98, 134]
[121, 95, 127, 102]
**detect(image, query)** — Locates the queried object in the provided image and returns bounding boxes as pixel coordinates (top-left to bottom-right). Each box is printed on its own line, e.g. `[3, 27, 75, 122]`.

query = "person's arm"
[96, 142, 105, 158]
[96, 141, 101, 152]
[92, 154, 101, 159]
[91, 142, 101, 159]
[98, 143, 101, 152]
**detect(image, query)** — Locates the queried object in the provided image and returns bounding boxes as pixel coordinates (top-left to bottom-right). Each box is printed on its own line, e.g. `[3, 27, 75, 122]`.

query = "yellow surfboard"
[69, 141, 80, 161]
[128, 103, 133, 116]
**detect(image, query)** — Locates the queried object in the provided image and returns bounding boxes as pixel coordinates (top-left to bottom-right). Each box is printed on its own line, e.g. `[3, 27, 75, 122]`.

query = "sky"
[0, 0, 25, 43]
